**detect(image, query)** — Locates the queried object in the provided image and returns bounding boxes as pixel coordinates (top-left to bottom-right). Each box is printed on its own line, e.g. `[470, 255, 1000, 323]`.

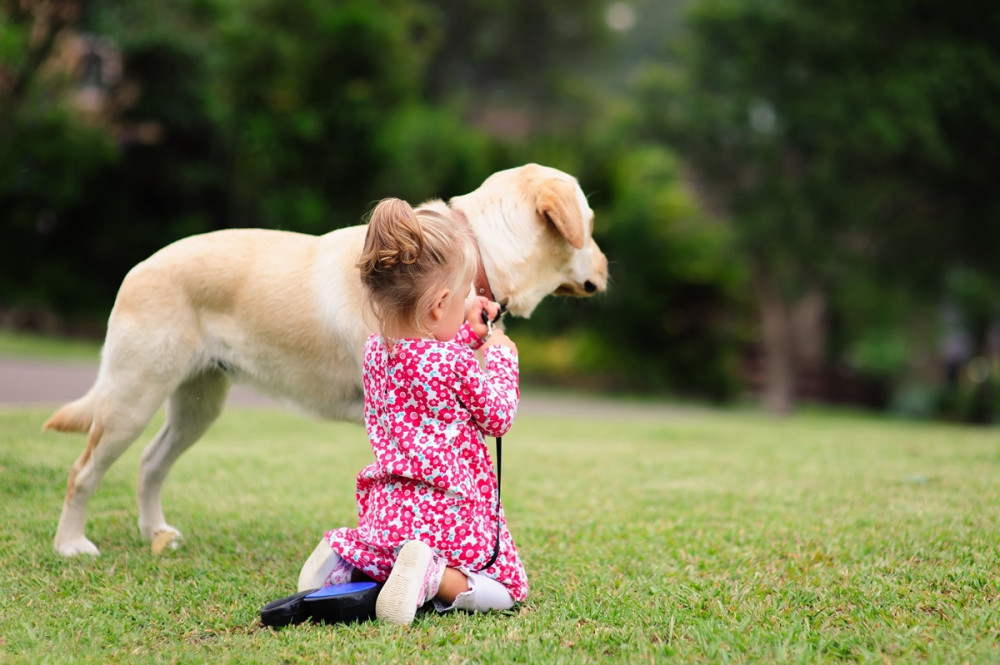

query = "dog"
[43, 163, 609, 556]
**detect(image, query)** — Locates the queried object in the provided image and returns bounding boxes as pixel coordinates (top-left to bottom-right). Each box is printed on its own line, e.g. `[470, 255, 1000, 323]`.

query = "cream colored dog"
[43, 163, 608, 556]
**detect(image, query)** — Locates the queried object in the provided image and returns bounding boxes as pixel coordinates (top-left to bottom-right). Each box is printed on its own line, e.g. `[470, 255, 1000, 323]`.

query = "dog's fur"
[43, 164, 608, 556]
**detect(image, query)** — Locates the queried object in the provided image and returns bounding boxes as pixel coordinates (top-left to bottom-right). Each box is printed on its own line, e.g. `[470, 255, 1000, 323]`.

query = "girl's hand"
[467, 297, 501, 341]
[483, 328, 517, 354]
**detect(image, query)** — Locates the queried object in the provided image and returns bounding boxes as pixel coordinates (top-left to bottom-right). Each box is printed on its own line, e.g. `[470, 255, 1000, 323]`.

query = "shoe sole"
[297, 538, 340, 592]
[375, 541, 433, 625]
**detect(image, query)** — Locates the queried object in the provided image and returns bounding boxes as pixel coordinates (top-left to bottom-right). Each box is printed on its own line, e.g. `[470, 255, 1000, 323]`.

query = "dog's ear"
[536, 179, 585, 250]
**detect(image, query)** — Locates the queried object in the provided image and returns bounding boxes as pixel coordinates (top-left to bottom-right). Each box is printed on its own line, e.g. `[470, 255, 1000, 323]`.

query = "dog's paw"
[150, 528, 183, 555]
[55, 537, 101, 557]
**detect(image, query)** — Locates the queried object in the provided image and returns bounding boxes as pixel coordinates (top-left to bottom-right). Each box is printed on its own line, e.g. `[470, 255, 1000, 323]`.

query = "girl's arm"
[454, 345, 519, 438]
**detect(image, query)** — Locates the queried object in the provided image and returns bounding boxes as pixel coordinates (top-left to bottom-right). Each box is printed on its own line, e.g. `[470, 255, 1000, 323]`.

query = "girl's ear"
[428, 288, 451, 322]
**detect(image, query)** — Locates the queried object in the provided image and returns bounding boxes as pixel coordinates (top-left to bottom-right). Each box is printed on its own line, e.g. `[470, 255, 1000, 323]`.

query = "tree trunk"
[966, 316, 997, 424]
[1, 1, 79, 118]
[753, 269, 796, 415]
[790, 287, 826, 368]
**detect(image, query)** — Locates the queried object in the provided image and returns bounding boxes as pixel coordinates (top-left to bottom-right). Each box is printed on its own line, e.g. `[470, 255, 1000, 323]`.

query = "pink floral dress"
[324, 323, 528, 601]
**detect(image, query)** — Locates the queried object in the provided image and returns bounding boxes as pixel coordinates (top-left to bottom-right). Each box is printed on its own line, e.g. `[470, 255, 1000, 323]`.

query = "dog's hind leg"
[55, 389, 168, 556]
[136, 369, 230, 548]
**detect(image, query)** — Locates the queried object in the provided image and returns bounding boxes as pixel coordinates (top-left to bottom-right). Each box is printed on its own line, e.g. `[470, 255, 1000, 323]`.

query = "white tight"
[433, 571, 516, 614]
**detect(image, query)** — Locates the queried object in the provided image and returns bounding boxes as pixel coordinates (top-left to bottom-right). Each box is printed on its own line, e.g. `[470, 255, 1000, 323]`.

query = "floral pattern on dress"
[324, 322, 528, 601]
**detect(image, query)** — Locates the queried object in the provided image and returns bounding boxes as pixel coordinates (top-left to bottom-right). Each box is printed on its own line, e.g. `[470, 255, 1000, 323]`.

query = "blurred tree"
[420, 0, 609, 112]
[0, 0, 81, 116]
[0, 0, 120, 320]
[586, 145, 747, 398]
[211, 0, 433, 229]
[640, 0, 1000, 414]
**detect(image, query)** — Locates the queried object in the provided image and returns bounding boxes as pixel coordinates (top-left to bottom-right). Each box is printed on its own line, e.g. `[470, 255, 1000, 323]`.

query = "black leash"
[478, 435, 502, 571]
[476, 306, 507, 572]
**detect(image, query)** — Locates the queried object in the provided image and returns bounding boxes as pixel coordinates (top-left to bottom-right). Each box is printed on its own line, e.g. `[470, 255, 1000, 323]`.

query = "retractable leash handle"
[261, 581, 382, 627]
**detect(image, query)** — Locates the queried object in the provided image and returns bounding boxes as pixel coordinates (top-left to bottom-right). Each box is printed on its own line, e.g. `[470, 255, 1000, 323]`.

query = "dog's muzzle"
[554, 280, 602, 297]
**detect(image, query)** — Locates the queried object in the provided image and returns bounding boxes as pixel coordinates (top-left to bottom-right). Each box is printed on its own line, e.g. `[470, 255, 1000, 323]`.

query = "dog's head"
[449, 163, 608, 317]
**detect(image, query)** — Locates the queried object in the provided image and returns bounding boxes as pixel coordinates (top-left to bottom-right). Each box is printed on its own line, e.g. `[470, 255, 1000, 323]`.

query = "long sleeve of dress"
[453, 344, 519, 438]
[452, 321, 486, 350]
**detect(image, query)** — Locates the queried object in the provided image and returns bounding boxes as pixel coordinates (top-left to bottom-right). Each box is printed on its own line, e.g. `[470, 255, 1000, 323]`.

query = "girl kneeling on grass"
[298, 197, 527, 626]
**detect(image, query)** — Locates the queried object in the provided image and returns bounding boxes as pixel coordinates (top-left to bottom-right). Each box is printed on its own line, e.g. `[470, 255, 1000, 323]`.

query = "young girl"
[297, 197, 527, 626]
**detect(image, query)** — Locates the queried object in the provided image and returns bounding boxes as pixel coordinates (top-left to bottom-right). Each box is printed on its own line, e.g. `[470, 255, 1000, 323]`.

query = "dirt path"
[0, 356, 700, 422]
[0, 356, 277, 408]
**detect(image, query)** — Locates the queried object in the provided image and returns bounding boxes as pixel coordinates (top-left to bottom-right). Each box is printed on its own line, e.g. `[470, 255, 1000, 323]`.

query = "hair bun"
[358, 198, 424, 276]
[375, 240, 420, 271]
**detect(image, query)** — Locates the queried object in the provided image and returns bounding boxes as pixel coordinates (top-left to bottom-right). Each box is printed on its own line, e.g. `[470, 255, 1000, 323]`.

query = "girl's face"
[431, 283, 470, 342]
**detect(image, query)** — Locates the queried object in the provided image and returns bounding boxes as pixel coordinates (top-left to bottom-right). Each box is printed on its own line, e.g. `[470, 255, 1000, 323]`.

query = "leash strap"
[475, 307, 507, 572]
[478, 435, 502, 571]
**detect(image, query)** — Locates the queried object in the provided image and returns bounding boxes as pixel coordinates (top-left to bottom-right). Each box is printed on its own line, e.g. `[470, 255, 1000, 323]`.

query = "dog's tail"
[43, 390, 97, 434]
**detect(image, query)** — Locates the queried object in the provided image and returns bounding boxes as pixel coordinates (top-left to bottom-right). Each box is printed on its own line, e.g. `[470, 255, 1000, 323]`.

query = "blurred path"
[0, 356, 700, 421]
[0, 356, 282, 408]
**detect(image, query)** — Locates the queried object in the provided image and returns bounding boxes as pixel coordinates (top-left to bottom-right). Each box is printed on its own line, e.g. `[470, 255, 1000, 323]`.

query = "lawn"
[1, 402, 998, 663]
[0, 330, 102, 360]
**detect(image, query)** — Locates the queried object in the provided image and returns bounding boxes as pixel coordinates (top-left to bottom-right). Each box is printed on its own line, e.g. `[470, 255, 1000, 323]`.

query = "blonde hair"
[357, 198, 479, 338]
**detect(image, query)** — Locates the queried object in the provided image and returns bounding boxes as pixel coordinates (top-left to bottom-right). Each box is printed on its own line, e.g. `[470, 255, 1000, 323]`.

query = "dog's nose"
[584, 281, 598, 294]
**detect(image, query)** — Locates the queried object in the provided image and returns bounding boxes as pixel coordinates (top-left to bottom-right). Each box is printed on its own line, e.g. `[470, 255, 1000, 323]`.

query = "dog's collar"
[451, 206, 499, 305]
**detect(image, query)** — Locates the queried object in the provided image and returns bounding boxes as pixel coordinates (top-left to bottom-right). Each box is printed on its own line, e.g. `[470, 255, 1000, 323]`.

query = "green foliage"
[0, 101, 119, 315]
[212, 0, 430, 229]
[372, 104, 496, 203]
[586, 146, 747, 398]
[420, 0, 611, 105]
[639, 0, 1000, 413]
[648, 0, 1000, 282]
[0, 329, 102, 359]
[3, 405, 1000, 662]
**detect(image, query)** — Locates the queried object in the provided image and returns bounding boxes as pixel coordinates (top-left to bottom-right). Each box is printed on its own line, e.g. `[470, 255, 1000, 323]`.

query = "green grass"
[2, 404, 998, 663]
[0, 330, 102, 360]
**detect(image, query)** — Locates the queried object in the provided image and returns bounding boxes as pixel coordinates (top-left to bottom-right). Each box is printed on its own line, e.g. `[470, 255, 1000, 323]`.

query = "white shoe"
[297, 539, 341, 592]
[375, 540, 439, 625]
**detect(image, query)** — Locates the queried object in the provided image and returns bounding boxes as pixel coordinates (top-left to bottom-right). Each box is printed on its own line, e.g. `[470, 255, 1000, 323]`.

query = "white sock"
[434, 572, 515, 613]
